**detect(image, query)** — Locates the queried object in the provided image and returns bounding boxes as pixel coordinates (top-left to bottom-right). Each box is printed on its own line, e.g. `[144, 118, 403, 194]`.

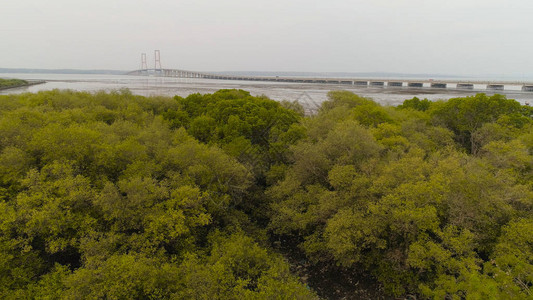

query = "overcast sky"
[2, 0, 533, 76]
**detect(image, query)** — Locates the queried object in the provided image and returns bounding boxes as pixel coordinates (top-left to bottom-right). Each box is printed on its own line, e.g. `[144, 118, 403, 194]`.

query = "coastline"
[0, 80, 46, 91]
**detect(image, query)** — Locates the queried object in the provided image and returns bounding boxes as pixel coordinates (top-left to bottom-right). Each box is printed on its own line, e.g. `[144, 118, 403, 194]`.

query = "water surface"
[1, 73, 532, 107]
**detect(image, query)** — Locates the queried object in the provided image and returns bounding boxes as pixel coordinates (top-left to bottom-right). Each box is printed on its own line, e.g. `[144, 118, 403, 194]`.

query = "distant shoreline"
[0, 68, 127, 75]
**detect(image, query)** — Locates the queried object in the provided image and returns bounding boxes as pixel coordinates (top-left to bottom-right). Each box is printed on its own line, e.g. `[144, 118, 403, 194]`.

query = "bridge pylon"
[140, 53, 148, 71]
[154, 50, 162, 73]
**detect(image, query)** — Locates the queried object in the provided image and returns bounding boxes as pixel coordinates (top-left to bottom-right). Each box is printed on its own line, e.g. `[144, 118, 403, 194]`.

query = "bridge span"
[126, 68, 533, 92]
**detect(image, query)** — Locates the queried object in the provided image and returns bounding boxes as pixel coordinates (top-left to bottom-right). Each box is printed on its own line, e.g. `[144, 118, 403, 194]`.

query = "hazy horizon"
[2, 68, 533, 81]
[2, 0, 533, 77]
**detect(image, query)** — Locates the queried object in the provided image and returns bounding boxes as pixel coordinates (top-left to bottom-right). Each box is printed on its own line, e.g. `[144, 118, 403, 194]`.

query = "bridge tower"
[140, 53, 148, 70]
[154, 50, 162, 71]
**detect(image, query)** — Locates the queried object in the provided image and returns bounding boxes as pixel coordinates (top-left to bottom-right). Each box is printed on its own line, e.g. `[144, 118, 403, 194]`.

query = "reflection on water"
[1, 73, 532, 106]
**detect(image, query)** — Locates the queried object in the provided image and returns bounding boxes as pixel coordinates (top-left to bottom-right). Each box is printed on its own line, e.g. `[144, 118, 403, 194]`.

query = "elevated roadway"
[126, 69, 533, 92]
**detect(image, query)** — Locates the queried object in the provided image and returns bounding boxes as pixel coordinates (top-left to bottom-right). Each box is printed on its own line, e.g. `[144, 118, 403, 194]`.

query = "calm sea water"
[1, 73, 532, 107]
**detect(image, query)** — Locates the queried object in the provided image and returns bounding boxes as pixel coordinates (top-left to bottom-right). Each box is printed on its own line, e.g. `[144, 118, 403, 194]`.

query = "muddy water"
[1, 73, 532, 107]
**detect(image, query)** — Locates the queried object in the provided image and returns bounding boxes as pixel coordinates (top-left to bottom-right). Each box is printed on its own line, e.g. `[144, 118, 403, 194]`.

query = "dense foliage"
[0, 78, 28, 89]
[0, 89, 313, 299]
[0, 89, 531, 299]
[269, 92, 533, 298]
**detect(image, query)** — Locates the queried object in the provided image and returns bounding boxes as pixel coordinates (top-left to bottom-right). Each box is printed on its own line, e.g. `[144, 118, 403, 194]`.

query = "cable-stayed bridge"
[127, 51, 533, 92]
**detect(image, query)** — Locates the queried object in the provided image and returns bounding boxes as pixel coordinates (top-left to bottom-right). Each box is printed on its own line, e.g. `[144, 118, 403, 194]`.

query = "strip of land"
[0, 78, 46, 91]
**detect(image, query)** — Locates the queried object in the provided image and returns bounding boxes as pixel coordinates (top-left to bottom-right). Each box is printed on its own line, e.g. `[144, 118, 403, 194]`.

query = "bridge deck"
[126, 69, 533, 91]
